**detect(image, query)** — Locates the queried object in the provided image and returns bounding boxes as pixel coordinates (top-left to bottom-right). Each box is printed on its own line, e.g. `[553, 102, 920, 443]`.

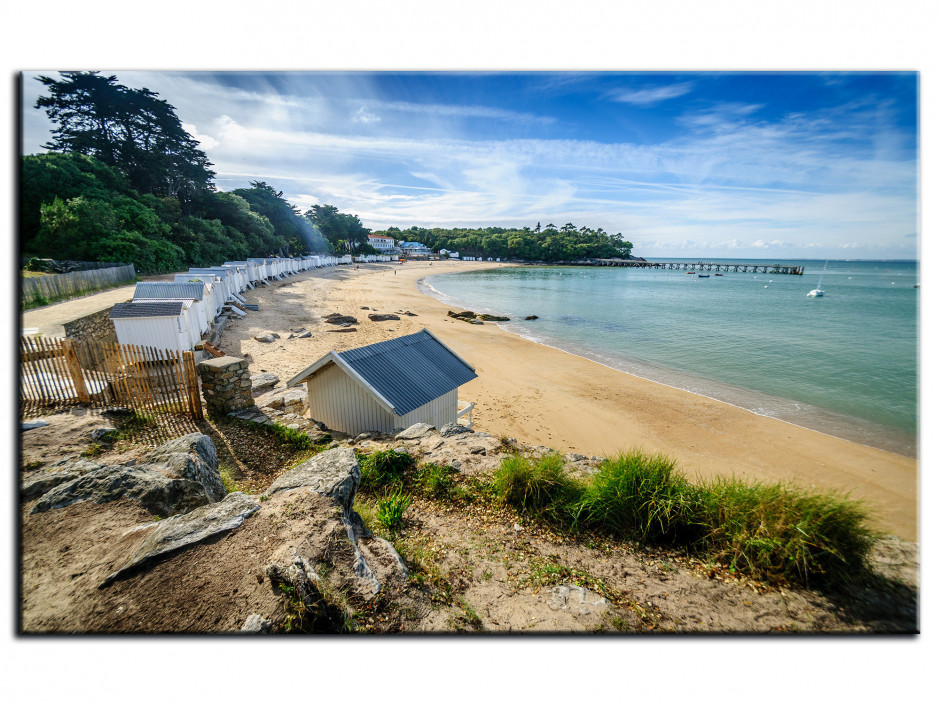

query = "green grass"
[358, 448, 416, 492]
[490, 453, 582, 522]
[414, 462, 458, 499]
[487, 449, 878, 588]
[268, 422, 316, 450]
[376, 487, 412, 532]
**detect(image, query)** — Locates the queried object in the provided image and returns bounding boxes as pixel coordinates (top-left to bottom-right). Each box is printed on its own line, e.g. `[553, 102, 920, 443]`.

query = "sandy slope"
[215, 261, 917, 541]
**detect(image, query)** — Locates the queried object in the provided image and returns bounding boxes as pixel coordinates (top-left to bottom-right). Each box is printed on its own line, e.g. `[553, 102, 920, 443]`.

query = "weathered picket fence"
[20, 336, 202, 420]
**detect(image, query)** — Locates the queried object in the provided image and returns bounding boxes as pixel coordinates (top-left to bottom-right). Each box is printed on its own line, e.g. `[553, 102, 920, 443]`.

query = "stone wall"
[197, 356, 253, 416]
[63, 308, 118, 346]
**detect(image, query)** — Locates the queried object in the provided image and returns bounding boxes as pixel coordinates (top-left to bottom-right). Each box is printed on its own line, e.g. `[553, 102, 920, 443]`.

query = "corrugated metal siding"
[337, 330, 476, 415]
[307, 361, 396, 434]
[399, 388, 457, 429]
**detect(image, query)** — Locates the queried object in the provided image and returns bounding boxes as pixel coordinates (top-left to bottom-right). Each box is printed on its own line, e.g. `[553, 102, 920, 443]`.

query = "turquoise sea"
[422, 259, 919, 457]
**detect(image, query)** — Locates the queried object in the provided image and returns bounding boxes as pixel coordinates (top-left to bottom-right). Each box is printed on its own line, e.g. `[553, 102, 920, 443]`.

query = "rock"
[439, 422, 472, 438]
[90, 427, 116, 441]
[395, 423, 435, 440]
[31, 464, 212, 517]
[21, 459, 102, 501]
[327, 328, 357, 333]
[295, 330, 312, 339]
[250, 373, 280, 394]
[368, 313, 400, 321]
[324, 313, 359, 325]
[100, 492, 261, 587]
[470, 446, 486, 455]
[547, 585, 610, 616]
[254, 334, 276, 343]
[469, 319, 484, 325]
[477, 314, 509, 321]
[264, 447, 360, 510]
[525, 315, 539, 320]
[256, 387, 308, 414]
[240, 614, 273, 633]
[21, 420, 50, 431]
[565, 453, 588, 463]
[448, 310, 477, 320]
[141, 433, 225, 503]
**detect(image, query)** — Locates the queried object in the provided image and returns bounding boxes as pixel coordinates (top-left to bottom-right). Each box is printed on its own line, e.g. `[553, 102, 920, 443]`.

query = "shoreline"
[420, 266, 917, 459]
[219, 260, 918, 541]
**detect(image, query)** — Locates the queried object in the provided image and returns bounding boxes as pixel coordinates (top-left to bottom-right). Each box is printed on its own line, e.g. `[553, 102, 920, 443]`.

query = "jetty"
[569, 259, 804, 275]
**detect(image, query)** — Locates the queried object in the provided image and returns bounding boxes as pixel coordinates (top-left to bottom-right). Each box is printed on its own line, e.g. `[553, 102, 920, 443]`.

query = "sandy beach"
[215, 260, 918, 541]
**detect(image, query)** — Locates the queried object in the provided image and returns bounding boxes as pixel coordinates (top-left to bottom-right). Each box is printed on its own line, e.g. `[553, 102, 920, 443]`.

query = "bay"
[422, 259, 919, 457]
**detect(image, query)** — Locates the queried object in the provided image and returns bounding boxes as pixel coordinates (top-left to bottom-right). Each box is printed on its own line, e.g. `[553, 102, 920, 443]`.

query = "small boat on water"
[807, 260, 828, 297]
[698, 274, 710, 278]
[714, 273, 723, 277]
[686, 271, 695, 274]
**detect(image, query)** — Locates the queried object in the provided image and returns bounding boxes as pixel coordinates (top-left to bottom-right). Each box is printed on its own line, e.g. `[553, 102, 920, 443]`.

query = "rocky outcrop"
[28, 433, 225, 516]
[254, 386, 308, 414]
[368, 313, 400, 321]
[439, 422, 472, 438]
[264, 448, 359, 510]
[99, 492, 261, 587]
[140, 433, 225, 503]
[250, 373, 280, 395]
[324, 313, 358, 326]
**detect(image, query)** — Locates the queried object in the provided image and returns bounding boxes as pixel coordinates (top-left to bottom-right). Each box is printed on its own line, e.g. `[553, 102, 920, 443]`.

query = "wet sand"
[215, 260, 916, 541]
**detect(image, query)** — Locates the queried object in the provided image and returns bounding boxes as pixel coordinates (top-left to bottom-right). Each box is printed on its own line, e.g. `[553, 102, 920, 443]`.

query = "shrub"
[359, 449, 416, 492]
[573, 450, 700, 543]
[491, 454, 582, 521]
[693, 477, 878, 586]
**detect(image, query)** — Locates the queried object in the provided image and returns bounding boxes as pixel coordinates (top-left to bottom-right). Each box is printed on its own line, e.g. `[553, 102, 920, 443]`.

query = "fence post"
[61, 339, 90, 403]
[182, 351, 203, 420]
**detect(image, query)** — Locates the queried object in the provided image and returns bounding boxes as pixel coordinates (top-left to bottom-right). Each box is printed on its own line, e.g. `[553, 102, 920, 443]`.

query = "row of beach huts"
[109, 254, 385, 355]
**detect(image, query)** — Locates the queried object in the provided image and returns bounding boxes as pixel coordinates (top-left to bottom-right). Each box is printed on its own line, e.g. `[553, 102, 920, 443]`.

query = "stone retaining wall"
[63, 308, 118, 347]
[198, 356, 253, 416]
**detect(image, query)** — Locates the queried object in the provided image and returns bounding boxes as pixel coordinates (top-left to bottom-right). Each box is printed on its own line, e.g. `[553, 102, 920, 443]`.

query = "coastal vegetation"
[371, 223, 633, 262]
[356, 447, 877, 588]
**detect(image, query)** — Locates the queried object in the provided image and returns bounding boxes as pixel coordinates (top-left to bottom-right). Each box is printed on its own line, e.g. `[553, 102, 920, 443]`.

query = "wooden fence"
[22, 264, 137, 308]
[20, 336, 203, 420]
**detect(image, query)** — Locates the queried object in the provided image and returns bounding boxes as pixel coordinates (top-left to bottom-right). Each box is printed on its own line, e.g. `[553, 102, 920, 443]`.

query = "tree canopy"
[34, 71, 215, 204]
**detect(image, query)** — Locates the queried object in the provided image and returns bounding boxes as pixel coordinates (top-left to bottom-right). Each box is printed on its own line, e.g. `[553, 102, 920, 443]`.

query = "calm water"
[423, 260, 919, 457]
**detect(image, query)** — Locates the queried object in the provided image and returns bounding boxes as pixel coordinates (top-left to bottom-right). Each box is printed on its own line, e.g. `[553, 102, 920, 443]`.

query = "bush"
[573, 450, 700, 543]
[359, 449, 416, 492]
[491, 454, 582, 521]
[693, 477, 878, 586]
[415, 462, 458, 498]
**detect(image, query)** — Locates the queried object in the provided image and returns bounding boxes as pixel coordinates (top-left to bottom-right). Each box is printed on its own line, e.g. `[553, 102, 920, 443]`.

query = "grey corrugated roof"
[110, 301, 184, 319]
[336, 329, 477, 415]
[134, 282, 205, 301]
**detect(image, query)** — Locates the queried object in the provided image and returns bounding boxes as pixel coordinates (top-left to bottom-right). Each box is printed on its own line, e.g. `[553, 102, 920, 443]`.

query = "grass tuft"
[359, 448, 415, 492]
[491, 453, 582, 521]
[376, 487, 412, 532]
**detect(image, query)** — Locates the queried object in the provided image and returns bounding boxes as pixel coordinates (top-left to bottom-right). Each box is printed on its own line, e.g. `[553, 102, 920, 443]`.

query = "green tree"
[34, 71, 215, 204]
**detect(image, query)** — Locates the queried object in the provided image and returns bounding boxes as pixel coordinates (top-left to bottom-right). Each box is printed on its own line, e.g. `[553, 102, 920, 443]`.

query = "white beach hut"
[174, 273, 224, 318]
[286, 329, 478, 436]
[133, 281, 211, 336]
[110, 301, 193, 354]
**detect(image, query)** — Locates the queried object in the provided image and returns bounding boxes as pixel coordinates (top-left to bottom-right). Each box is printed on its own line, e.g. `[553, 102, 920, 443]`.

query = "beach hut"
[286, 329, 478, 436]
[173, 273, 225, 318]
[110, 301, 193, 354]
[133, 281, 211, 335]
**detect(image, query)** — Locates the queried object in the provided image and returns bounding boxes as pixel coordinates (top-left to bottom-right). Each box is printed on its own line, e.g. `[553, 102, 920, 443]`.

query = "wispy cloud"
[608, 82, 694, 106]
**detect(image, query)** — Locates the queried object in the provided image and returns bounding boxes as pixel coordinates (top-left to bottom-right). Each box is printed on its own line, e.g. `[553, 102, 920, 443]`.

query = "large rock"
[439, 422, 472, 438]
[140, 433, 225, 503]
[30, 465, 211, 517]
[395, 423, 435, 440]
[21, 458, 103, 502]
[264, 447, 360, 509]
[255, 386, 308, 414]
[250, 373, 280, 394]
[100, 492, 260, 587]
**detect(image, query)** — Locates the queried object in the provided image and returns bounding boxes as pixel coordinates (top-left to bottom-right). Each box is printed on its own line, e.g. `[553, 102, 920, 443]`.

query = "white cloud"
[353, 107, 381, 124]
[608, 82, 694, 106]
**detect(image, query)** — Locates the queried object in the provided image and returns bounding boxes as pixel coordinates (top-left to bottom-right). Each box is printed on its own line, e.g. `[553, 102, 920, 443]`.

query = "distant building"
[368, 235, 397, 252]
[286, 329, 477, 435]
[399, 241, 433, 257]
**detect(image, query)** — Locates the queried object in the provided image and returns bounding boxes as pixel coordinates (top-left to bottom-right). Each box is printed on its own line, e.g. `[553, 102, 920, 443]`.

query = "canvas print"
[18, 70, 918, 634]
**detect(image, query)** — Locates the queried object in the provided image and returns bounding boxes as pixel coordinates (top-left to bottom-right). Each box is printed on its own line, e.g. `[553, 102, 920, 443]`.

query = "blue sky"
[21, 70, 918, 260]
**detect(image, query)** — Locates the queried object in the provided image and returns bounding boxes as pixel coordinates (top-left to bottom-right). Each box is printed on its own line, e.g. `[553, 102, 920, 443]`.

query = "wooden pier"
[570, 259, 804, 275]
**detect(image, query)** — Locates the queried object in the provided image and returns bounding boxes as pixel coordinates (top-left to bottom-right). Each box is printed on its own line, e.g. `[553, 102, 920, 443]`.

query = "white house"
[285, 329, 477, 436]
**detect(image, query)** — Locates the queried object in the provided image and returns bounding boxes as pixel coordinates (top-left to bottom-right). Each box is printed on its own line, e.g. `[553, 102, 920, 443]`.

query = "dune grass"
[490, 449, 878, 587]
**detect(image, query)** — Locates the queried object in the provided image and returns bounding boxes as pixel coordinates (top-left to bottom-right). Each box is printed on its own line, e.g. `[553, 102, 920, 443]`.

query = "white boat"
[807, 260, 827, 297]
